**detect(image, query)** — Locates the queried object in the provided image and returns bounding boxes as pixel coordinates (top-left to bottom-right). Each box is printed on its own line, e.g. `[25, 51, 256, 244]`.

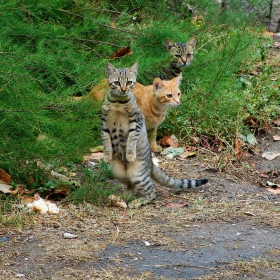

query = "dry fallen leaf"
[272, 135, 280, 141]
[83, 152, 104, 164]
[73, 96, 82, 101]
[89, 145, 104, 153]
[108, 46, 133, 59]
[234, 136, 241, 154]
[191, 15, 204, 26]
[246, 133, 258, 145]
[262, 28, 275, 37]
[250, 70, 259, 76]
[259, 172, 269, 178]
[107, 194, 127, 209]
[272, 119, 280, 126]
[0, 184, 14, 194]
[0, 184, 26, 195]
[267, 188, 280, 195]
[273, 42, 280, 48]
[179, 151, 196, 159]
[161, 135, 179, 148]
[262, 152, 280, 160]
[37, 134, 48, 142]
[0, 168, 12, 184]
[161, 147, 184, 156]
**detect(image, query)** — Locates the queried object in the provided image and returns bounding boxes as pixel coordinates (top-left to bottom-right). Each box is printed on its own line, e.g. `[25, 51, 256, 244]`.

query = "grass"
[0, 0, 279, 198]
[0, 195, 35, 231]
[1, 154, 280, 278]
[67, 161, 122, 205]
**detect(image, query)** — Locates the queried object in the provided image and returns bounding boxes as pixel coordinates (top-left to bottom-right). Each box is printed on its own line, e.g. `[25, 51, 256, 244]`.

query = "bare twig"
[0, 106, 66, 113]
[0, 52, 17, 55]
[197, 34, 227, 52]
[70, 37, 123, 47]
[76, 7, 124, 15]
[58, 9, 136, 35]
[9, 34, 124, 47]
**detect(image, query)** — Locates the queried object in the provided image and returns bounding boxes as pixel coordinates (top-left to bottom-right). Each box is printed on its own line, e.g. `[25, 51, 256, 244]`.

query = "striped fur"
[160, 36, 197, 80]
[101, 62, 208, 205]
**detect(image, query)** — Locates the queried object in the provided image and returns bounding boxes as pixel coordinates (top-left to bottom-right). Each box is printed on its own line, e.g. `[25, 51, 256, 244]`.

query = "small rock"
[165, 154, 174, 160]
[63, 232, 78, 239]
[0, 236, 9, 242]
[244, 211, 255, 216]
[144, 241, 151, 247]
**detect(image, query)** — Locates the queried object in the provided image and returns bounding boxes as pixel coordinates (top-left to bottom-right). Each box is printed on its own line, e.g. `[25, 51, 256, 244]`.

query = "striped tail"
[151, 165, 208, 191]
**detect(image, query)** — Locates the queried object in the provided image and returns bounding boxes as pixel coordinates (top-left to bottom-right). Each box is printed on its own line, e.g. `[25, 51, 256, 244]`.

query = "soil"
[0, 128, 279, 280]
[1, 39, 280, 280]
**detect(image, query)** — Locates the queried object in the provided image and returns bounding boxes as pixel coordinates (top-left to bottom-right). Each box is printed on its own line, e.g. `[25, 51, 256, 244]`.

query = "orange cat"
[89, 74, 182, 152]
[134, 74, 182, 152]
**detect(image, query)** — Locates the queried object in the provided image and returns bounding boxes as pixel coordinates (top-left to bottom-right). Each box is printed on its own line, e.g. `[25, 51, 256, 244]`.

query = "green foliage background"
[0, 0, 279, 186]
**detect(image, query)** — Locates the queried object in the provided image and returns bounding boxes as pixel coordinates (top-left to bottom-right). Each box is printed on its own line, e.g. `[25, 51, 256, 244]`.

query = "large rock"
[269, 0, 280, 32]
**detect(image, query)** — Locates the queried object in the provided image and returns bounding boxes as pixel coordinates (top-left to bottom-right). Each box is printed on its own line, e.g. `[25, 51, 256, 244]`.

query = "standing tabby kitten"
[101, 62, 208, 207]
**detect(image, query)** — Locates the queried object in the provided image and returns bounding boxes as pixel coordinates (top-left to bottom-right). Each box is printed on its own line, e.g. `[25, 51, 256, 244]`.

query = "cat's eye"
[114, 81, 120, 86]
[167, 94, 173, 98]
[178, 92, 181, 96]
[175, 54, 181, 58]
[186, 54, 193, 57]
[126, 81, 133, 85]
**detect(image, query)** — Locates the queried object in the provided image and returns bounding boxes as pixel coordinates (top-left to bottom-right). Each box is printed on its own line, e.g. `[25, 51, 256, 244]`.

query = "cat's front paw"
[103, 152, 112, 163]
[126, 150, 136, 162]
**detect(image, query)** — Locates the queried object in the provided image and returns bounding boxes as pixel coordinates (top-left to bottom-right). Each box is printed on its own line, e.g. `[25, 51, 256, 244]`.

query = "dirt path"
[0, 129, 280, 280]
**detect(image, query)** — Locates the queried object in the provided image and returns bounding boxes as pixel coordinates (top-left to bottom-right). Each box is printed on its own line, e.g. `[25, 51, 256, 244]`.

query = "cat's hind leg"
[128, 177, 157, 208]
[126, 161, 156, 208]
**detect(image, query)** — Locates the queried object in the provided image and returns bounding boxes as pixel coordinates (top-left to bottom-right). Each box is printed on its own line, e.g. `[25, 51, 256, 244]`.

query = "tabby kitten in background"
[159, 36, 197, 80]
[101, 62, 207, 207]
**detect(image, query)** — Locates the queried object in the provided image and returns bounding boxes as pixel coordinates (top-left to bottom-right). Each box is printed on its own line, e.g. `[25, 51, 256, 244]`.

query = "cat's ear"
[187, 36, 196, 49]
[106, 62, 117, 77]
[165, 39, 176, 50]
[153, 78, 163, 92]
[129, 62, 139, 74]
[173, 73, 182, 87]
